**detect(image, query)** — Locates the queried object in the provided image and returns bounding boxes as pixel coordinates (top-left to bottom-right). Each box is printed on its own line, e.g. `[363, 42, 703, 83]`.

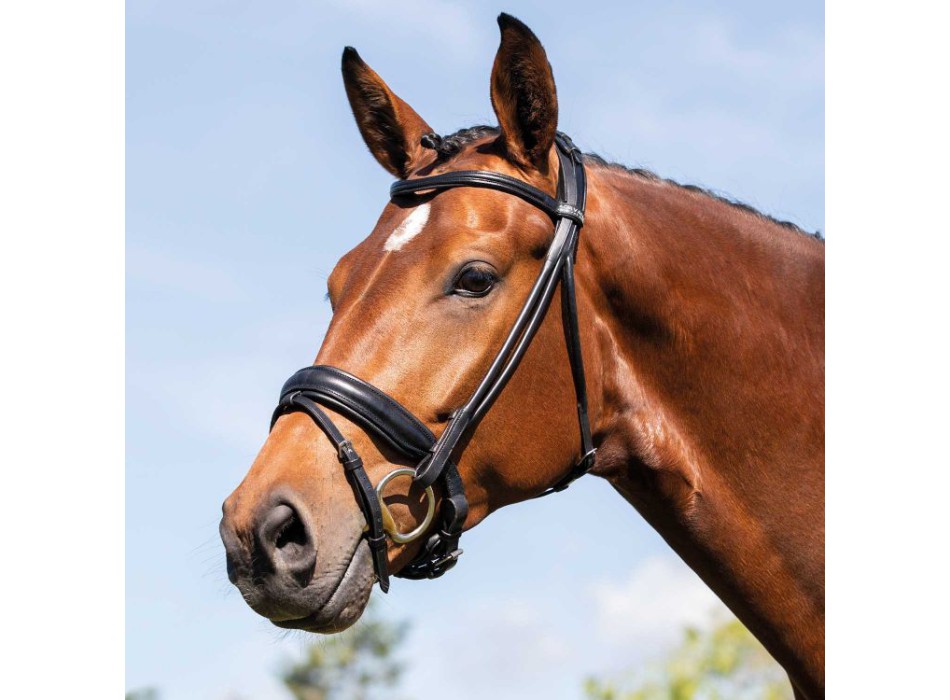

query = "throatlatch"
[270, 133, 594, 592]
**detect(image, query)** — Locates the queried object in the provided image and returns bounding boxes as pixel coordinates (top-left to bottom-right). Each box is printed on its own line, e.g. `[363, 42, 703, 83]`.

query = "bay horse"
[220, 14, 824, 699]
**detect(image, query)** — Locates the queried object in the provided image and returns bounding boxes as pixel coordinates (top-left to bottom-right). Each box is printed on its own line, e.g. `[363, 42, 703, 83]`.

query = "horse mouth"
[270, 539, 374, 633]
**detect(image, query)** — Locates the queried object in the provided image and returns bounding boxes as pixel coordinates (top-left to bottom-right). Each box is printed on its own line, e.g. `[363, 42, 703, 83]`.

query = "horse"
[219, 14, 824, 699]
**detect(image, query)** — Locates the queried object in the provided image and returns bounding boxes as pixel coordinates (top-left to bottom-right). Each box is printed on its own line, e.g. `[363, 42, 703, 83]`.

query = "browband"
[391, 169, 585, 226]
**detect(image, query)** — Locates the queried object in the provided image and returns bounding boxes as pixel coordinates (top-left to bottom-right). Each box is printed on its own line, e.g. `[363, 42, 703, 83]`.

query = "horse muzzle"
[219, 490, 374, 631]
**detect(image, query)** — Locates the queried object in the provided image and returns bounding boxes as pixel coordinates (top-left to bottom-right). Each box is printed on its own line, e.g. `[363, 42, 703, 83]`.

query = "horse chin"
[269, 539, 375, 634]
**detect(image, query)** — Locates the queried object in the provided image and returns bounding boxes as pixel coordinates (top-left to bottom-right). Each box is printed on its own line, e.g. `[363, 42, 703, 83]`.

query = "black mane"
[420, 125, 824, 242]
[420, 126, 499, 159]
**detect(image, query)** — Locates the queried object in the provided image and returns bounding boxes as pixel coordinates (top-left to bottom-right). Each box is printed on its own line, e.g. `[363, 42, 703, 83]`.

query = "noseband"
[270, 133, 594, 592]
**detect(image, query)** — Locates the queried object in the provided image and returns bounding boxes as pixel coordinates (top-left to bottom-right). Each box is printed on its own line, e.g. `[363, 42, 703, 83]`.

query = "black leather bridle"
[270, 133, 595, 592]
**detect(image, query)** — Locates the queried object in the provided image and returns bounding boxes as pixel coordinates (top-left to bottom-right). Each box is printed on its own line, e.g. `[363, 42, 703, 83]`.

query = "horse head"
[220, 14, 600, 632]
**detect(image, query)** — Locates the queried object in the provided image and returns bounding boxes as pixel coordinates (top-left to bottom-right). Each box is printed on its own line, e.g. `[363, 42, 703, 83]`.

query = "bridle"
[270, 132, 595, 592]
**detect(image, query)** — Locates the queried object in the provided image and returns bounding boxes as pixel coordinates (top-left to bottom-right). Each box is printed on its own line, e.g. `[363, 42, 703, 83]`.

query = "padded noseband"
[275, 366, 435, 460]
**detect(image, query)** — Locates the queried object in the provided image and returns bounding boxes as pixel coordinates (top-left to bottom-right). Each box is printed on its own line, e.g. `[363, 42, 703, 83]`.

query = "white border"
[0, 1, 124, 696]
[828, 0, 950, 694]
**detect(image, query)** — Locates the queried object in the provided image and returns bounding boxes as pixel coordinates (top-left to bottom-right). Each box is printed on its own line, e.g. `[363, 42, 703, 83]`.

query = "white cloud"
[456, 597, 571, 674]
[486, 599, 572, 669]
[398, 595, 574, 699]
[589, 555, 727, 652]
[395, 556, 730, 700]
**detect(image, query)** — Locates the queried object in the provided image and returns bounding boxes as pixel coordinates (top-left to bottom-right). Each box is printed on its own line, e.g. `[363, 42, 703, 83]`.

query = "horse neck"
[578, 165, 825, 695]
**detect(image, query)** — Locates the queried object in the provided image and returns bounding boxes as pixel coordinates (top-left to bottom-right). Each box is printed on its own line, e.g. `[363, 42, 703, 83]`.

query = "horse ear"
[341, 47, 433, 178]
[489, 14, 558, 173]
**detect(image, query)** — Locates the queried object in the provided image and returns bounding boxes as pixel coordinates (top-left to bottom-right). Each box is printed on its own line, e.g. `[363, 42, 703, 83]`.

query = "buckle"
[556, 132, 581, 155]
[548, 449, 597, 494]
[580, 447, 597, 471]
[427, 548, 463, 577]
[337, 439, 359, 467]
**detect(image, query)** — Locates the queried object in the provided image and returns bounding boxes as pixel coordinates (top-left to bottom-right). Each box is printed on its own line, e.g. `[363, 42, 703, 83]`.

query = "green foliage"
[584, 617, 793, 700]
[125, 690, 159, 700]
[280, 603, 408, 700]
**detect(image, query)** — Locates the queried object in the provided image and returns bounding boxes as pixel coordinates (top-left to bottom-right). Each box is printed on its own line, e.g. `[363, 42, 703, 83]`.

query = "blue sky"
[126, 1, 822, 698]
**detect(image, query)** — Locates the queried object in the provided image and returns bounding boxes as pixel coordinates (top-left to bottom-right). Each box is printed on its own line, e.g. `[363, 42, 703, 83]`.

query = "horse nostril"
[274, 509, 308, 554]
[257, 503, 316, 586]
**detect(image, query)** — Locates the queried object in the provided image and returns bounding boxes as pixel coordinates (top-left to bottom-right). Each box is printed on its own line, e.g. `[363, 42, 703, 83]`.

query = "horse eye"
[453, 265, 497, 297]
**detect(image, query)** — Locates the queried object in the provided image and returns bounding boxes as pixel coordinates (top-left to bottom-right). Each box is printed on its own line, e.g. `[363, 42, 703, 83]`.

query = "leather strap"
[272, 393, 392, 592]
[391, 170, 581, 224]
